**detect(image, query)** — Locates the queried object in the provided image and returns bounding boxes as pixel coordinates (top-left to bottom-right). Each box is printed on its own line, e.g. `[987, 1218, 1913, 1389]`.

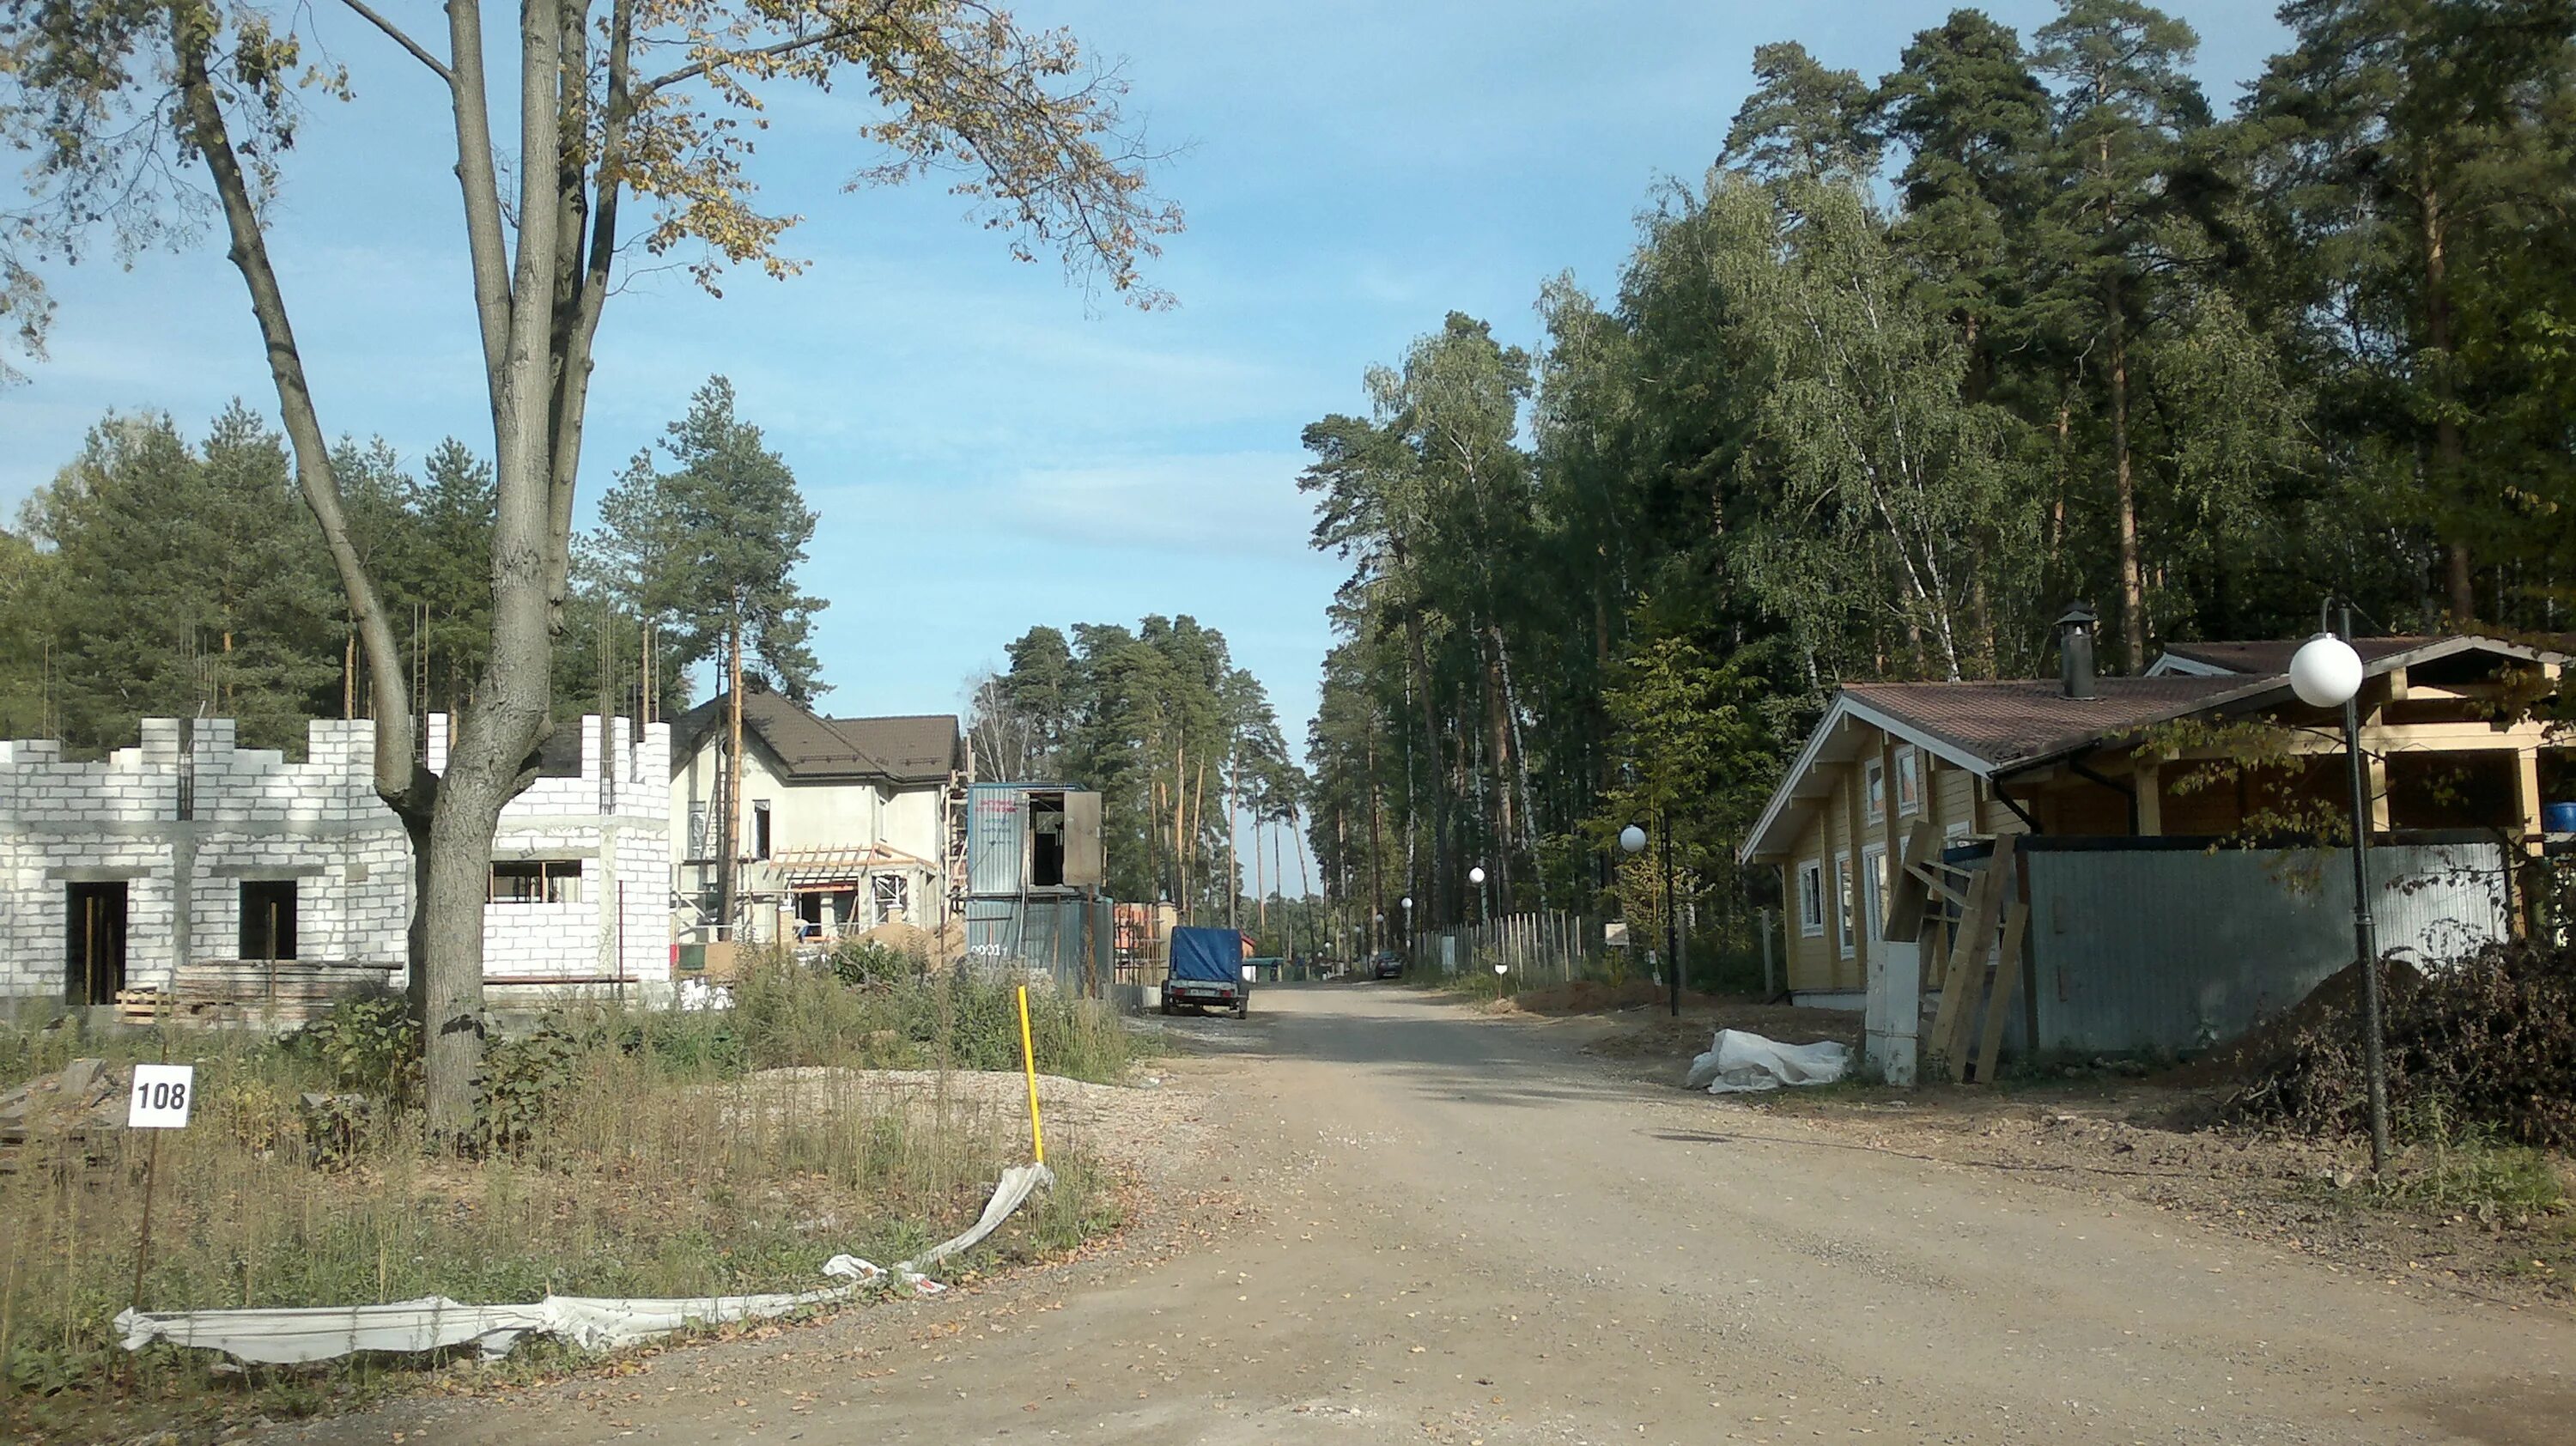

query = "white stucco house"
[667, 691, 966, 945]
[0, 713, 671, 1010]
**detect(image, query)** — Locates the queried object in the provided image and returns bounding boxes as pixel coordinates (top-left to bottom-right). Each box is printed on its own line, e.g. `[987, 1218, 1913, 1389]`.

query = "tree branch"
[171, 9, 422, 811]
[442, 0, 513, 414]
[639, 26, 859, 96]
[336, 0, 455, 86]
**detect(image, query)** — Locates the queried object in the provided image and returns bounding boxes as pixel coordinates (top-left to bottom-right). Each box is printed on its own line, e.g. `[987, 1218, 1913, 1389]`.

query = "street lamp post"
[1400, 896, 1414, 957]
[1468, 866, 1488, 927]
[2290, 606, 2391, 1176]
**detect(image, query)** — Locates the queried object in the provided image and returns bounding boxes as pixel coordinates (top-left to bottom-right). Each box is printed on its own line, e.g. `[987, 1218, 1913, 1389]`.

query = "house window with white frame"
[1797, 860, 1825, 937]
[872, 873, 910, 926]
[1833, 853, 1856, 957]
[1865, 760, 1886, 820]
[1895, 745, 1921, 814]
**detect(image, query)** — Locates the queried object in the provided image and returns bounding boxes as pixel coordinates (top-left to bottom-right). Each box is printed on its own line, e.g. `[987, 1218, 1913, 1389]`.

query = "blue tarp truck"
[1163, 927, 1249, 1018]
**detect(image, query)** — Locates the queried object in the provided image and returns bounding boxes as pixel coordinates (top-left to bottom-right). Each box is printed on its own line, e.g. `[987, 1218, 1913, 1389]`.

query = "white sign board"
[128, 1064, 196, 1128]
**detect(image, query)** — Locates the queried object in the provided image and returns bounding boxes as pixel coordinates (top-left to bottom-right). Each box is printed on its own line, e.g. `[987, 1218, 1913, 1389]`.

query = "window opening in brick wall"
[753, 800, 773, 860]
[490, 859, 585, 904]
[240, 879, 298, 960]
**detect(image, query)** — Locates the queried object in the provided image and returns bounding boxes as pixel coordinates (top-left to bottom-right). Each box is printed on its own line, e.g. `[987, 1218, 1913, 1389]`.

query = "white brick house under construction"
[0, 713, 670, 1008]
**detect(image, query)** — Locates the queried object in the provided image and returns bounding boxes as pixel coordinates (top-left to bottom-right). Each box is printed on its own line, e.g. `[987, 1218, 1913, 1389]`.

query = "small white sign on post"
[128, 1064, 196, 1129]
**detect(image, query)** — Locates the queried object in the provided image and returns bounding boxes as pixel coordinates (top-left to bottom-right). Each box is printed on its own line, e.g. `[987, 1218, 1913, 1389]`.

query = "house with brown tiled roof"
[667, 690, 968, 947]
[1740, 609, 2570, 1075]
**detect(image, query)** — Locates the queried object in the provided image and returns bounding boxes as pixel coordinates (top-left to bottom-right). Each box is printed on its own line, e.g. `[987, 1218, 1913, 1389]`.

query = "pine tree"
[2032, 0, 2213, 671]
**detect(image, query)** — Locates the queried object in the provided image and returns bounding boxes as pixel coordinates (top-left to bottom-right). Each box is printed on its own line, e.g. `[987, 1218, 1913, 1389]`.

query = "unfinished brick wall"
[0, 714, 671, 1006]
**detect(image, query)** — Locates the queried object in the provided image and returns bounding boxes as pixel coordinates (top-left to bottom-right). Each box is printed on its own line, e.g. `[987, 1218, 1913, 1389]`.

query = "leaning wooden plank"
[1925, 835, 2016, 1076]
[1885, 820, 1944, 941]
[1921, 872, 1996, 1072]
[1971, 901, 2031, 1085]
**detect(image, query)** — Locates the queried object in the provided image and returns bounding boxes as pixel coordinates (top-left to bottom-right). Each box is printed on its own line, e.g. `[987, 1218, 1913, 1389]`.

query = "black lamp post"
[2289, 604, 2391, 1176]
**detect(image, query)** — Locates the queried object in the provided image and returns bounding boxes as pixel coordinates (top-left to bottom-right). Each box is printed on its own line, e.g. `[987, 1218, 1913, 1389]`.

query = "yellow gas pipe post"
[1016, 984, 1045, 1166]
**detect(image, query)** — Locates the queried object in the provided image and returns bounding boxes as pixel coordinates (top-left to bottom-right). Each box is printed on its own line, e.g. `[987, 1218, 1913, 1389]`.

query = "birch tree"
[2, 0, 1178, 1133]
[1709, 175, 2026, 682]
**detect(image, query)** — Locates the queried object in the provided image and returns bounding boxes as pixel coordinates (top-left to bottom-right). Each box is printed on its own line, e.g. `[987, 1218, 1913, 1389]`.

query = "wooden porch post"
[1844, 750, 1868, 993]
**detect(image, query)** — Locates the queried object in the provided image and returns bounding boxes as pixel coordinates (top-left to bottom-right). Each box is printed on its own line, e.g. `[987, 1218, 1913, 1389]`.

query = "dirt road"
[277, 985, 2574, 1445]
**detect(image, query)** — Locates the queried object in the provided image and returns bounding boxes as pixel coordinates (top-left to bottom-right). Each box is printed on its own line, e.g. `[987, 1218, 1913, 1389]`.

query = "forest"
[1298, 0, 2576, 959]
[973, 619, 1311, 935]
[0, 379, 810, 756]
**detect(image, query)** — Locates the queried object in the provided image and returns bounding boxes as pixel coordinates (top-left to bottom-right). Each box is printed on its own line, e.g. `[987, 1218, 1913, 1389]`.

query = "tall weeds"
[0, 955, 1144, 1436]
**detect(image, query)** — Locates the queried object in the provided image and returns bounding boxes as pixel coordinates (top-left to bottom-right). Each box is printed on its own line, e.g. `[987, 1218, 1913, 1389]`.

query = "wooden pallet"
[112, 960, 398, 1028]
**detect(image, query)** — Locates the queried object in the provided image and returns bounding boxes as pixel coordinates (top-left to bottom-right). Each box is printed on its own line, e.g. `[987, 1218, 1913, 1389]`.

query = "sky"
[2, 2, 2294, 895]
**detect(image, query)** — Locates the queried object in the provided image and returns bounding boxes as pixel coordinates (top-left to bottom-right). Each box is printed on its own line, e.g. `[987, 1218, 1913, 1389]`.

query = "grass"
[0, 951, 1148, 1440]
[2376, 1098, 2571, 1219]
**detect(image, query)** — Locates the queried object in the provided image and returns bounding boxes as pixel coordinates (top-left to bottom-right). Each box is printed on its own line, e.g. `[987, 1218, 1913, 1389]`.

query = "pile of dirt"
[2223, 941, 2576, 1147]
[860, 920, 959, 962]
[2160, 957, 2421, 1090]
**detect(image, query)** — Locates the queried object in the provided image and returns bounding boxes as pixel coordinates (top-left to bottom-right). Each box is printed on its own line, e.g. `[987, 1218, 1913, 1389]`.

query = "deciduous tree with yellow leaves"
[0, 0, 1180, 1132]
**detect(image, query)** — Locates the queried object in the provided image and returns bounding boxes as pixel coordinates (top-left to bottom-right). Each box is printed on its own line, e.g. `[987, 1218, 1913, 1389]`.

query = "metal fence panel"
[966, 785, 1024, 896]
[963, 895, 1110, 993]
[2024, 841, 2509, 1055]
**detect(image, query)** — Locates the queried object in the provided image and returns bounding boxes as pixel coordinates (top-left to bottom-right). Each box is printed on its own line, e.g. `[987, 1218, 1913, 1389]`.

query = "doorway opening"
[240, 879, 299, 961]
[1029, 791, 1066, 888]
[65, 882, 129, 1005]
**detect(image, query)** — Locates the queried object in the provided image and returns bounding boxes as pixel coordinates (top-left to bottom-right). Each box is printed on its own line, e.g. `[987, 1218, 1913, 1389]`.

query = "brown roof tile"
[1844, 677, 2245, 772]
[671, 693, 962, 785]
[2159, 635, 2428, 676]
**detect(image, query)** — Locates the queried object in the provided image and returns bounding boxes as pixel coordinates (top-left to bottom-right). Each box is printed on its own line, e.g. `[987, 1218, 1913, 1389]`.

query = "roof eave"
[1738, 693, 2002, 865]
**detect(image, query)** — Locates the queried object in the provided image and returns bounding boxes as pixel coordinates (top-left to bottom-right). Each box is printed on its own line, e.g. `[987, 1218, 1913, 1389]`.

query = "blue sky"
[4, 1, 2289, 886]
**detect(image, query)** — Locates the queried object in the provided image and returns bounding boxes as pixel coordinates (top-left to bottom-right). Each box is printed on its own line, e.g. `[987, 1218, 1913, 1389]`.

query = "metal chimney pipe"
[2056, 604, 2099, 700]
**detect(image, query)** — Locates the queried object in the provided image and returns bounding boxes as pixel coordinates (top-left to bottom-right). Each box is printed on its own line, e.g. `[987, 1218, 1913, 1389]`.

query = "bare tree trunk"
[2112, 325, 2143, 672]
[720, 611, 744, 939]
[2422, 185, 2476, 624]
[1492, 626, 1544, 913]
[1365, 724, 1384, 952]
[1405, 607, 1447, 923]
[1480, 636, 1512, 905]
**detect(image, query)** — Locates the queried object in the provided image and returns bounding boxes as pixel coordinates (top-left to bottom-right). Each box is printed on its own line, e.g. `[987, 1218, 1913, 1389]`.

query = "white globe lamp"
[2289, 634, 2363, 709]
[1468, 866, 1485, 885]
[1619, 824, 1648, 854]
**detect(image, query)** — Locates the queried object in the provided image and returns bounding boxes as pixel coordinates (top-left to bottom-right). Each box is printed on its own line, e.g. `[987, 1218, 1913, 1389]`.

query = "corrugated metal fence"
[964, 894, 1114, 996]
[2017, 838, 2510, 1055]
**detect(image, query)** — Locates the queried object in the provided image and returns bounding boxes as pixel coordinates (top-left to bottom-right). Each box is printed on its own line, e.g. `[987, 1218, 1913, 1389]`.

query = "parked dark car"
[1371, 950, 1404, 981]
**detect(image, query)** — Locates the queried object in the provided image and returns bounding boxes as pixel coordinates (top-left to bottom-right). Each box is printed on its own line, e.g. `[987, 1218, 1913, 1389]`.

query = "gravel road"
[275, 984, 2574, 1445]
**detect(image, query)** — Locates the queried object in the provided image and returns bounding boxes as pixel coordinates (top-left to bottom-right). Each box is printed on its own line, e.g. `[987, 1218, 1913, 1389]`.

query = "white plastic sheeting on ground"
[1685, 1030, 1851, 1094]
[113, 1163, 1053, 1366]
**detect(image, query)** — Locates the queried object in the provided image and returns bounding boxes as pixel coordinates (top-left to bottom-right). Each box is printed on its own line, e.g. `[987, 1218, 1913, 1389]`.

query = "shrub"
[2227, 940, 2576, 1149]
[829, 939, 922, 989]
[282, 993, 421, 1109]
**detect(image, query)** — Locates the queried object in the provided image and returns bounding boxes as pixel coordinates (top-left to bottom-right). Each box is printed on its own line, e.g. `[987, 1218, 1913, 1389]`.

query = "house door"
[65, 882, 129, 1005]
